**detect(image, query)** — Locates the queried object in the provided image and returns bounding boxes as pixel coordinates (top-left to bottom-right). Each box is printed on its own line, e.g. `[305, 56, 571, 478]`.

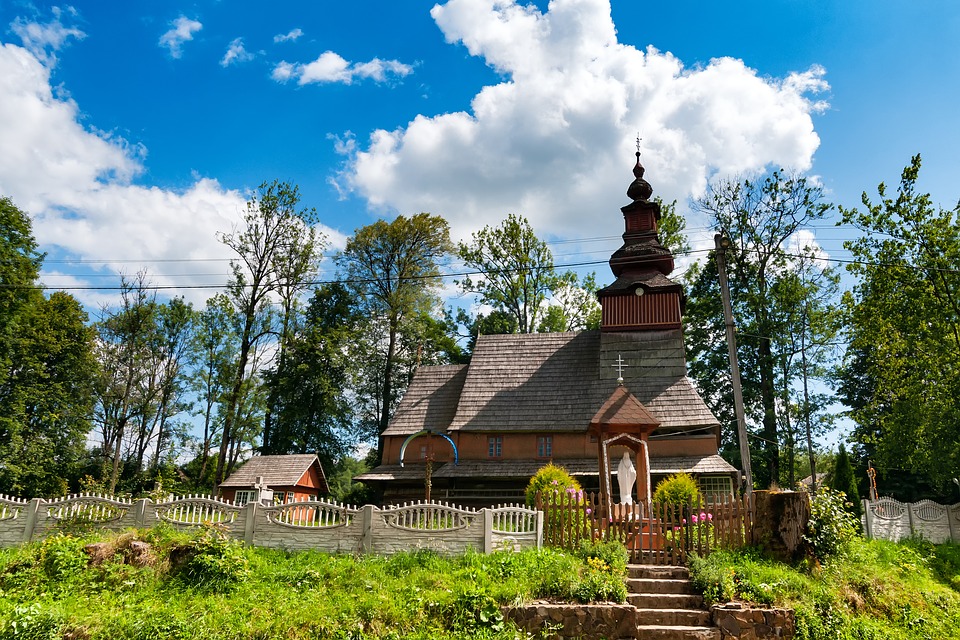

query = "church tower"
[597, 152, 683, 331]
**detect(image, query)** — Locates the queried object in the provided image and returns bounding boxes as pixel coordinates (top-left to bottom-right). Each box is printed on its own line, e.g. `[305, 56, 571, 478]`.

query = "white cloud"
[272, 51, 413, 85]
[273, 28, 303, 43]
[10, 6, 84, 66]
[159, 15, 202, 59]
[221, 37, 254, 67]
[0, 41, 340, 306]
[336, 0, 828, 245]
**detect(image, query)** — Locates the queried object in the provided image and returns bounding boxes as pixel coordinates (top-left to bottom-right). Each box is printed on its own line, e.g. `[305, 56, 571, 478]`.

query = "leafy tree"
[0, 292, 97, 497]
[686, 172, 835, 488]
[538, 272, 601, 333]
[261, 284, 358, 467]
[655, 197, 691, 258]
[188, 294, 238, 486]
[0, 197, 97, 497]
[839, 155, 960, 493]
[215, 180, 324, 486]
[458, 214, 558, 334]
[337, 213, 453, 460]
[828, 444, 860, 516]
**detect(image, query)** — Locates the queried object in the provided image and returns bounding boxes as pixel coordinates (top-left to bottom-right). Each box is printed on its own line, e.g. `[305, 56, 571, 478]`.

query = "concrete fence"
[0, 493, 543, 555]
[861, 497, 960, 543]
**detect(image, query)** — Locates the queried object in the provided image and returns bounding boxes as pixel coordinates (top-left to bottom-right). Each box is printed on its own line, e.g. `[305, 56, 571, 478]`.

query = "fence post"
[361, 504, 374, 553]
[947, 503, 957, 543]
[243, 502, 257, 545]
[861, 499, 872, 539]
[21, 498, 42, 543]
[907, 502, 916, 537]
[535, 509, 544, 549]
[483, 509, 494, 554]
[133, 498, 149, 528]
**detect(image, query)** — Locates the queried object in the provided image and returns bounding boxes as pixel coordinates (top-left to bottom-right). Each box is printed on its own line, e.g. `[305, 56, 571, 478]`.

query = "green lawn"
[689, 536, 960, 640]
[0, 525, 627, 639]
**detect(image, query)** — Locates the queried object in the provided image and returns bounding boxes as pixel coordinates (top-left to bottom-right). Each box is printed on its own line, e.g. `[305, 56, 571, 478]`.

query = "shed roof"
[220, 454, 326, 490]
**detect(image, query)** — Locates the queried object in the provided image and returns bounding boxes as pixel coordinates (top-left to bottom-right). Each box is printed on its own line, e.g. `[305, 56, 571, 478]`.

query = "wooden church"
[357, 153, 738, 506]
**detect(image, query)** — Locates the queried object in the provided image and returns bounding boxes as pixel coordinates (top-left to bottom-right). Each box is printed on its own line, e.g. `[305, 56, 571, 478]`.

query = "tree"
[829, 443, 860, 516]
[188, 294, 238, 486]
[538, 272, 601, 333]
[0, 292, 97, 497]
[686, 172, 834, 488]
[93, 273, 163, 493]
[261, 283, 358, 467]
[337, 213, 453, 460]
[457, 214, 558, 334]
[0, 197, 97, 497]
[839, 155, 960, 494]
[215, 180, 325, 487]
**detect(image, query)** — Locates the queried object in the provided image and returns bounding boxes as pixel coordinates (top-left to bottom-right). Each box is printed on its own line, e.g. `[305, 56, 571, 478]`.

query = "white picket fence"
[861, 497, 960, 543]
[0, 493, 543, 555]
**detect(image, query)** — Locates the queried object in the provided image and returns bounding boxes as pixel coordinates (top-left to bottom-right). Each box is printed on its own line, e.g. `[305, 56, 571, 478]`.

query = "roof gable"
[220, 454, 325, 490]
[590, 384, 660, 429]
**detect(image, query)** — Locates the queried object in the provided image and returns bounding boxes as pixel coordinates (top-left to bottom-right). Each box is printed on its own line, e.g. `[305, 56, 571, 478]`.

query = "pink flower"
[586, 508, 592, 515]
[691, 515, 699, 523]
[700, 512, 707, 520]
[707, 513, 714, 521]
[681, 518, 686, 525]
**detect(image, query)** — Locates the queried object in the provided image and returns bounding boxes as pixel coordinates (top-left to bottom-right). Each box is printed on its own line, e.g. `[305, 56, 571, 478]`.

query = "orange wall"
[384, 431, 718, 464]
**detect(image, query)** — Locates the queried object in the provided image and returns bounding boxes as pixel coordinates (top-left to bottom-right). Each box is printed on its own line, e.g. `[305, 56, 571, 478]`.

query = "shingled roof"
[386, 365, 467, 436]
[220, 454, 327, 492]
[383, 328, 718, 436]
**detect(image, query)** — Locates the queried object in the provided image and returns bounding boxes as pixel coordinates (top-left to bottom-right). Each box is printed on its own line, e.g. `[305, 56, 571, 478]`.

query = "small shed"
[219, 454, 328, 506]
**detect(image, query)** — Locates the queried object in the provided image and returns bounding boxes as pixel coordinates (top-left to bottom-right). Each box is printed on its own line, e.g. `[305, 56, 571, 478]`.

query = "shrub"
[653, 473, 703, 508]
[805, 487, 861, 561]
[170, 525, 250, 591]
[577, 539, 628, 576]
[525, 463, 582, 507]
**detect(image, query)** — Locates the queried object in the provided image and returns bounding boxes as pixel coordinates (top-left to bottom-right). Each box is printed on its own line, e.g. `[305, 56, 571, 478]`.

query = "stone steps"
[628, 564, 719, 640]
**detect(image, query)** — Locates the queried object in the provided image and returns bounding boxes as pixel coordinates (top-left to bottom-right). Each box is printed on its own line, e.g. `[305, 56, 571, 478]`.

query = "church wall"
[648, 434, 718, 457]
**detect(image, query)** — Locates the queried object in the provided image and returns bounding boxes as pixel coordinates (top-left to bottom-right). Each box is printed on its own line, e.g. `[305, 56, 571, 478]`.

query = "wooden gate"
[536, 491, 752, 565]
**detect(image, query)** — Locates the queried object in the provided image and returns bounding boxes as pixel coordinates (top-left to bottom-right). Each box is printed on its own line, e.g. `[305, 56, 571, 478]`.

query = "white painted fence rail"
[861, 497, 960, 543]
[0, 493, 542, 554]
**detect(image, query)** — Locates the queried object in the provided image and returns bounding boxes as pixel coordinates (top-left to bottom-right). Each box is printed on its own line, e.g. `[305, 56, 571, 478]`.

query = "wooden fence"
[536, 491, 751, 564]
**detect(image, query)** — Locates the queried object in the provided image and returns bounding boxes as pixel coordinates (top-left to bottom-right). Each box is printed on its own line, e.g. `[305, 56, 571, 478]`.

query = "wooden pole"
[714, 234, 754, 498]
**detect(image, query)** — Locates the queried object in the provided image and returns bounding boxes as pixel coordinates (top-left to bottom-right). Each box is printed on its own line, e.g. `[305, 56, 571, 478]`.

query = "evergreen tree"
[829, 444, 861, 516]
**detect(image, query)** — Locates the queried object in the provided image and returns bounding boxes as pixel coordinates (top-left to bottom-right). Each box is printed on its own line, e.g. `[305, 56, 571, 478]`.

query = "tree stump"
[753, 490, 811, 562]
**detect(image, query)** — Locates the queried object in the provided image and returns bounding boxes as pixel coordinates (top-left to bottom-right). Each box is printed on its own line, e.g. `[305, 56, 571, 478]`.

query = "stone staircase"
[628, 565, 719, 640]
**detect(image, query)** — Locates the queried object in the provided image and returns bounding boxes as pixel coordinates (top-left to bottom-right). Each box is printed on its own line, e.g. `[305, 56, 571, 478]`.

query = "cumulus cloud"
[0, 41, 339, 306]
[273, 28, 303, 43]
[159, 15, 202, 59]
[10, 6, 84, 66]
[221, 37, 254, 67]
[336, 0, 828, 244]
[272, 51, 413, 85]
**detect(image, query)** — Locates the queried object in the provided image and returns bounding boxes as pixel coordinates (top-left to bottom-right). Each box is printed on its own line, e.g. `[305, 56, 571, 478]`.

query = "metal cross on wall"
[613, 354, 629, 384]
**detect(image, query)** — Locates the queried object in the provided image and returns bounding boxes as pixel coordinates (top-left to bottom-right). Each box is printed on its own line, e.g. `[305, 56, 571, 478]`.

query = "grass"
[0, 525, 628, 639]
[688, 536, 960, 640]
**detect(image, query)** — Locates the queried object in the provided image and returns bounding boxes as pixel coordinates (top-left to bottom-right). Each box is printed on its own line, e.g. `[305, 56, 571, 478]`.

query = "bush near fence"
[0, 494, 543, 555]
[536, 490, 751, 565]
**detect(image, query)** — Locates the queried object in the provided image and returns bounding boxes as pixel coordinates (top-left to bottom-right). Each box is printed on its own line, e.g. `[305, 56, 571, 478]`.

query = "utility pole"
[714, 234, 754, 497]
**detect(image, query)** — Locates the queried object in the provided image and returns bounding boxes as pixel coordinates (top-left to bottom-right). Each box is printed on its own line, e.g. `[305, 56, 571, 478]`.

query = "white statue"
[617, 451, 636, 505]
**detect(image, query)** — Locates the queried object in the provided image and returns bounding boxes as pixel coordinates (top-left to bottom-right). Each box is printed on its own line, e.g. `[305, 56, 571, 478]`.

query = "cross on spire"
[636, 134, 642, 155]
[613, 354, 629, 385]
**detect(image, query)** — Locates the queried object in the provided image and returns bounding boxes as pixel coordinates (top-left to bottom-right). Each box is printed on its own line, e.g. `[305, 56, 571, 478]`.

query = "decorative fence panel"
[862, 498, 960, 543]
[536, 491, 752, 564]
[0, 494, 542, 555]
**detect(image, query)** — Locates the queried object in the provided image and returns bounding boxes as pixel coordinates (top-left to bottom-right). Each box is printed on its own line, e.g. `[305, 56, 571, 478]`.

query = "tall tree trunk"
[759, 337, 779, 488]
[377, 316, 398, 463]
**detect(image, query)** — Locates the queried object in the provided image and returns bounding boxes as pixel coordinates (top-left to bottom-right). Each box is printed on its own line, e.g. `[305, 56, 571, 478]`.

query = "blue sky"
[1, 0, 959, 308]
